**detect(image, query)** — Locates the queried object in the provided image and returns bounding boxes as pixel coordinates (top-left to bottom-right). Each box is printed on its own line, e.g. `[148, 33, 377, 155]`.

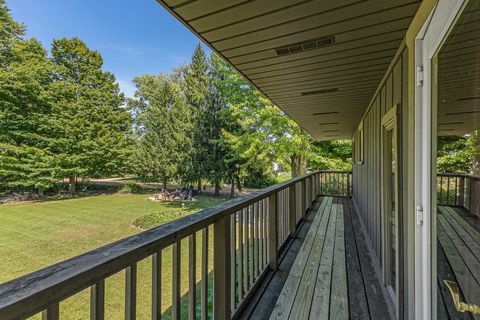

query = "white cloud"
[117, 79, 136, 99]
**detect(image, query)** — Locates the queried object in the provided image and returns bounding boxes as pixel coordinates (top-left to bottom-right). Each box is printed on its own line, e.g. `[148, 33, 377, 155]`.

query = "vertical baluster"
[264, 199, 268, 268]
[189, 234, 196, 320]
[213, 215, 232, 320]
[258, 199, 264, 270]
[447, 176, 451, 205]
[458, 176, 465, 208]
[42, 303, 59, 320]
[201, 228, 208, 320]
[152, 250, 161, 320]
[440, 176, 444, 204]
[91, 279, 105, 320]
[285, 189, 288, 240]
[253, 202, 258, 279]
[238, 209, 244, 300]
[172, 243, 181, 320]
[125, 263, 137, 320]
[454, 176, 458, 206]
[301, 179, 306, 219]
[230, 214, 236, 311]
[289, 184, 296, 237]
[347, 173, 351, 197]
[249, 206, 254, 287]
[243, 208, 249, 292]
[268, 192, 278, 270]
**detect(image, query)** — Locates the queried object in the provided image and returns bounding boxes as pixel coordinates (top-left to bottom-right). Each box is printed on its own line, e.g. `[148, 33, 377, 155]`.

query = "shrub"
[132, 211, 187, 229]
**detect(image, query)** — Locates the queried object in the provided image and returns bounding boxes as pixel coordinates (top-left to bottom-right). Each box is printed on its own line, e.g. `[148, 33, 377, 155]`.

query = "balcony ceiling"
[156, 0, 421, 140]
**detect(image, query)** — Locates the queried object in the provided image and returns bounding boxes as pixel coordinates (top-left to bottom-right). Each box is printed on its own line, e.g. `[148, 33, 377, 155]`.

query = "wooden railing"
[437, 173, 480, 217]
[0, 171, 323, 320]
[318, 170, 352, 197]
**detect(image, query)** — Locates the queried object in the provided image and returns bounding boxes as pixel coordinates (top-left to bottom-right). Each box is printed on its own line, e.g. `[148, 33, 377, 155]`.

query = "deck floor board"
[437, 206, 480, 320]
[244, 196, 391, 320]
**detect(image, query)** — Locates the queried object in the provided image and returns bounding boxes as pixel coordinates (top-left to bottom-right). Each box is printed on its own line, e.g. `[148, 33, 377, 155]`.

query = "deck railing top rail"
[0, 171, 325, 320]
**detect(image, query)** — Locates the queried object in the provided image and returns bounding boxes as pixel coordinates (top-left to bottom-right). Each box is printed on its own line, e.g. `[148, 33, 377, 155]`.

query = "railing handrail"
[318, 170, 352, 174]
[437, 172, 480, 180]
[0, 171, 320, 319]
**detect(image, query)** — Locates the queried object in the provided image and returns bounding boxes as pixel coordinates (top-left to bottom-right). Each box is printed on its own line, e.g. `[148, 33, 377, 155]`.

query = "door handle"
[444, 280, 480, 314]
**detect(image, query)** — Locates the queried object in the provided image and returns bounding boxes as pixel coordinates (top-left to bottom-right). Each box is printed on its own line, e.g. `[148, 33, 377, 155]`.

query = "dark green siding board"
[386, 73, 393, 111]
[352, 46, 409, 291]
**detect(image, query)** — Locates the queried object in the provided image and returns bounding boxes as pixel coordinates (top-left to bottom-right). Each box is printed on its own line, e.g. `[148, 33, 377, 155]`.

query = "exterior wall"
[352, 42, 410, 317]
[352, 44, 408, 266]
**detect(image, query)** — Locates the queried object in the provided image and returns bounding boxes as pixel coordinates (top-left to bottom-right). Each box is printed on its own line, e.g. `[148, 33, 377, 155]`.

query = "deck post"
[312, 174, 316, 200]
[214, 215, 231, 320]
[268, 192, 278, 270]
[347, 173, 351, 198]
[289, 184, 297, 237]
[42, 303, 59, 320]
[301, 178, 307, 218]
[458, 176, 465, 208]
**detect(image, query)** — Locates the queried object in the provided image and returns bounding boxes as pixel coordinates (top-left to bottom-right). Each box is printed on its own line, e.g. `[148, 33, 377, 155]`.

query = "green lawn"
[0, 193, 227, 319]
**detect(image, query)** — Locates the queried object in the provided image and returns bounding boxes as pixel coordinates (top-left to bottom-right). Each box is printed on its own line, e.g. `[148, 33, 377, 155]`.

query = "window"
[354, 120, 364, 164]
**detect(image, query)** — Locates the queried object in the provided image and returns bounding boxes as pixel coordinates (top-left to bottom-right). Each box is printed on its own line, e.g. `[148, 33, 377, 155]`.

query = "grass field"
[0, 193, 227, 319]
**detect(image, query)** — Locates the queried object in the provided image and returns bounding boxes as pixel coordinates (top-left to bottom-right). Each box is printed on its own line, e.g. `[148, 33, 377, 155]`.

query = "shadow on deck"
[238, 196, 392, 319]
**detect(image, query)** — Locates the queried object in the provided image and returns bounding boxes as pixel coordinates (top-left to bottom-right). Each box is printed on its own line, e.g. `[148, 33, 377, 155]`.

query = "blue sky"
[8, 0, 208, 98]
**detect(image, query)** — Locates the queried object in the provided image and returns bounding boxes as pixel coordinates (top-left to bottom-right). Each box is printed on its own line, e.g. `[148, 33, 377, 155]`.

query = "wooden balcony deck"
[437, 206, 480, 320]
[238, 196, 392, 320]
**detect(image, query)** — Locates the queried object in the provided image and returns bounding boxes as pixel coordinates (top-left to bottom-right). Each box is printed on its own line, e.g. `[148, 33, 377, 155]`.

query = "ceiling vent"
[439, 121, 463, 125]
[275, 36, 335, 56]
[319, 122, 339, 126]
[445, 110, 480, 115]
[458, 96, 480, 101]
[313, 111, 339, 116]
[302, 88, 338, 96]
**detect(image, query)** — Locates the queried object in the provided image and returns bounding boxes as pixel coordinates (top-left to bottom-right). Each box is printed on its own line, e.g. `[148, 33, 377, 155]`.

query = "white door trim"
[414, 1, 468, 319]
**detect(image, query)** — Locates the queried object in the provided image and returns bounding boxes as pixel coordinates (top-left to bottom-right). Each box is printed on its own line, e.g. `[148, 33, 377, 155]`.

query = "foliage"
[0, 2, 131, 194]
[132, 211, 187, 229]
[129, 72, 191, 187]
[1, 0, 353, 197]
[49, 38, 132, 190]
[437, 132, 480, 175]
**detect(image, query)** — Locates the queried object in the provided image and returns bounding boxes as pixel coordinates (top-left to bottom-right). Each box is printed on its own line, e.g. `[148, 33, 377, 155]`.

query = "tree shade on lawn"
[0, 193, 226, 319]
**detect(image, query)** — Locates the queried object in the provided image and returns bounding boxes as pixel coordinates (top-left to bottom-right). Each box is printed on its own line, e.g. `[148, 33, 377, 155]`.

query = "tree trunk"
[291, 154, 307, 177]
[68, 176, 76, 193]
[214, 180, 221, 196]
[163, 177, 167, 190]
[197, 179, 202, 194]
[230, 178, 235, 198]
[235, 175, 242, 192]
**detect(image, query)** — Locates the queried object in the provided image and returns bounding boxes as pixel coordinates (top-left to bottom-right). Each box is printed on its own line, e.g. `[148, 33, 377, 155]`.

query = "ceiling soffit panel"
[157, 0, 421, 140]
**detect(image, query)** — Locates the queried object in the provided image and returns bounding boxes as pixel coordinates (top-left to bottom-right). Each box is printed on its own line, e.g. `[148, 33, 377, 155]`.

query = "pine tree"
[130, 73, 191, 187]
[183, 44, 211, 192]
[49, 38, 131, 192]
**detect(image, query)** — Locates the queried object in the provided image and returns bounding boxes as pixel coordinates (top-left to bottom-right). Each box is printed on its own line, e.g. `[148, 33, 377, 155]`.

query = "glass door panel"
[433, 1, 480, 318]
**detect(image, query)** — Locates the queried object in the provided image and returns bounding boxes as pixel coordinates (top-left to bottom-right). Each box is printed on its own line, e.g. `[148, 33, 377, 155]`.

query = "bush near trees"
[0, 1, 352, 197]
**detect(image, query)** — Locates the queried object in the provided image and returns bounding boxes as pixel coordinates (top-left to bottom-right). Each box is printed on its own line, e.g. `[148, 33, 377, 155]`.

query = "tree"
[49, 38, 131, 192]
[0, 2, 57, 192]
[0, 0, 25, 66]
[183, 44, 211, 192]
[130, 72, 191, 188]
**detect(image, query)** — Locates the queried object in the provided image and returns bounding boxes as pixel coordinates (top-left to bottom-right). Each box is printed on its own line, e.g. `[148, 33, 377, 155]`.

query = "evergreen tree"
[130, 72, 191, 188]
[49, 38, 131, 191]
[183, 44, 211, 192]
